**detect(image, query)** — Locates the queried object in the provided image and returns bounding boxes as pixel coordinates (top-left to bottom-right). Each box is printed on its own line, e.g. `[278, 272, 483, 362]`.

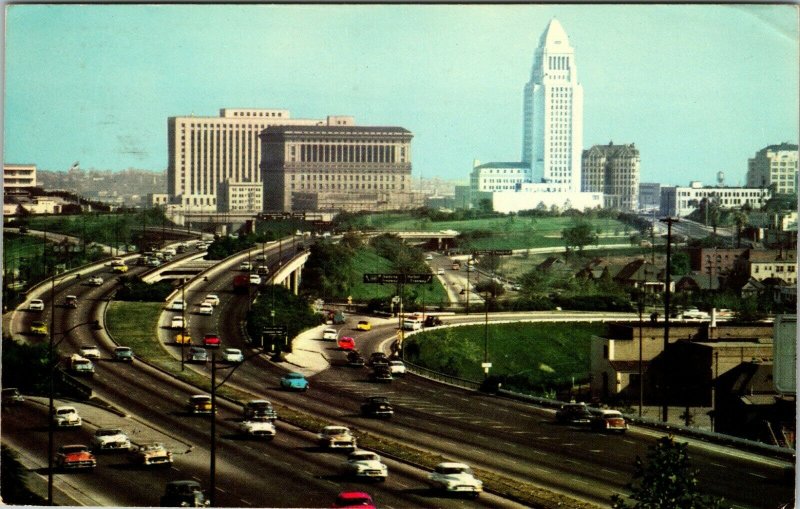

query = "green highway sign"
[261, 326, 287, 335]
[363, 273, 433, 284]
[472, 249, 512, 256]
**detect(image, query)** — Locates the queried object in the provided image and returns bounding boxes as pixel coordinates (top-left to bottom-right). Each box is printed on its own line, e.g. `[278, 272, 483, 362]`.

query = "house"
[676, 273, 721, 292]
[741, 249, 797, 285]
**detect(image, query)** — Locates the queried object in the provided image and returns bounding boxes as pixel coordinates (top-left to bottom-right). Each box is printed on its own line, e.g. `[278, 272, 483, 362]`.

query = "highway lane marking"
[571, 477, 591, 485]
[479, 402, 490, 407]
[622, 439, 635, 444]
[240, 500, 252, 506]
[533, 466, 551, 474]
[562, 443, 576, 446]
[530, 450, 546, 456]
[216, 488, 226, 493]
[192, 476, 201, 482]
[590, 450, 603, 453]
[710, 462, 725, 468]
[566, 459, 579, 465]
[748, 472, 767, 479]
[601, 468, 615, 474]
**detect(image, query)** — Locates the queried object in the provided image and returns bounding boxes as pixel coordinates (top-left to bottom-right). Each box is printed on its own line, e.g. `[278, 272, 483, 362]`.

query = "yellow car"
[174, 333, 192, 345]
[356, 320, 371, 331]
[112, 264, 129, 273]
[30, 320, 48, 335]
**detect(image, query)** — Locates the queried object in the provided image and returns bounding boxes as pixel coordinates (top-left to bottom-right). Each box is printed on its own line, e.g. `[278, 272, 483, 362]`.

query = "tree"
[562, 221, 598, 253]
[611, 436, 724, 509]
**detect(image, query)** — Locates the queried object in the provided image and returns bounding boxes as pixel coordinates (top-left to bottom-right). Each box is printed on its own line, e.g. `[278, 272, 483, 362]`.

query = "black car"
[160, 480, 208, 507]
[424, 315, 443, 327]
[367, 352, 389, 367]
[361, 396, 394, 418]
[369, 365, 392, 383]
[555, 403, 592, 425]
[346, 350, 365, 367]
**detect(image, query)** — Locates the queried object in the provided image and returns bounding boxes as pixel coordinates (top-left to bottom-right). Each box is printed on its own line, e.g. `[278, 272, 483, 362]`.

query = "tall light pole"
[659, 216, 679, 423]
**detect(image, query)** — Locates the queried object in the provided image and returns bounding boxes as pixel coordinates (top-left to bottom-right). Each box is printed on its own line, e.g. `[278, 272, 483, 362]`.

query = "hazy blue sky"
[3, 4, 798, 186]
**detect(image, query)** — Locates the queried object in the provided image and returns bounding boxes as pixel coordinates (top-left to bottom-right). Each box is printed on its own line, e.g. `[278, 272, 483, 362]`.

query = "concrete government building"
[582, 142, 640, 211]
[260, 125, 417, 213]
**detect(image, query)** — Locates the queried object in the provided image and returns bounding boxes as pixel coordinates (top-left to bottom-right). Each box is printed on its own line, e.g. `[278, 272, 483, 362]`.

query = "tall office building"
[521, 18, 584, 192]
[746, 143, 799, 195]
[582, 142, 640, 211]
[166, 108, 354, 211]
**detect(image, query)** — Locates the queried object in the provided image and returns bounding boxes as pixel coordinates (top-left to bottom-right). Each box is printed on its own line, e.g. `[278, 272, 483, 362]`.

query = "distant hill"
[37, 168, 166, 206]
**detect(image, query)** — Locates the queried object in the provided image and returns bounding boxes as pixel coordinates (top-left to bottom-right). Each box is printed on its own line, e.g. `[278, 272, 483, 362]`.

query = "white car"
[239, 261, 253, 271]
[28, 299, 45, 311]
[170, 316, 186, 329]
[249, 274, 262, 285]
[317, 426, 357, 450]
[342, 450, 388, 481]
[437, 268, 445, 275]
[389, 360, 406, 375]
[170, 299, 186, 311]
[162, 247, 177, 257]
[79, 345, 101, 359]
[238, 417, 276, 439]
[87, 275, 104, 286]
[427, 462, 483, 497]
[204, 294, 220, 306]
[425, 254, 434, 261]
[222, 348, 244, 363]
[681, 308, 710, 320]
[91, 427, 131, 451]
[197, 303, 214, 316]
[322, 328, 338, 341]
[53, 406, 82, 427]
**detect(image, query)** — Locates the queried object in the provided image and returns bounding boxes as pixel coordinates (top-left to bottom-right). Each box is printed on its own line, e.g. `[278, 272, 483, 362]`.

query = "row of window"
[292, 183, 404, 191]
[293, 173, 403, 182]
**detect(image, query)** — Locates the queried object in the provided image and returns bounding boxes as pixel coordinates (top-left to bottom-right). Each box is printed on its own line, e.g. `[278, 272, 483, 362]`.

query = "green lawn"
[348, 249, 449, 307]
[3, 234, 44, 272]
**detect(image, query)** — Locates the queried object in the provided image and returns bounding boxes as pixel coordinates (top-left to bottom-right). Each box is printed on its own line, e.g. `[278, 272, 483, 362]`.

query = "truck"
[233, 274, 250, 293]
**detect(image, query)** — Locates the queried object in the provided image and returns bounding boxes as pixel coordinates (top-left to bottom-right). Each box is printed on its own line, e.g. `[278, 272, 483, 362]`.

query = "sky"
[2, 4, 798, 186]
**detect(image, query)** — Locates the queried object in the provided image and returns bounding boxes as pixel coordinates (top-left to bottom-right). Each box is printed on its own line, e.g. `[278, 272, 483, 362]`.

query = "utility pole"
[659, 216, 679, 423]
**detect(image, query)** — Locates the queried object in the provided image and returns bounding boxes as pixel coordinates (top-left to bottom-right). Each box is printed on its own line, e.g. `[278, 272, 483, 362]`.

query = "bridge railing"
[403, 361, 481, 391]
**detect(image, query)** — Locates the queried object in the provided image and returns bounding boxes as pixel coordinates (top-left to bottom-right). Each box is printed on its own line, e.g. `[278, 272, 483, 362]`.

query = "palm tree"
[732, 208, 749, 248]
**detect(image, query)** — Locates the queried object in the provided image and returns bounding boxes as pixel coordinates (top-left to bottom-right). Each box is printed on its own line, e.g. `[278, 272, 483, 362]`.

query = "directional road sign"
[472, 249, 512, 256]
[261, 326, 287, 335]
[363, 273, 433, 284]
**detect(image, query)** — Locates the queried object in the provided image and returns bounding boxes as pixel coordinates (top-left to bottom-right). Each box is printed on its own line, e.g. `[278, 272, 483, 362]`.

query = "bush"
[114, 276, 174, 302]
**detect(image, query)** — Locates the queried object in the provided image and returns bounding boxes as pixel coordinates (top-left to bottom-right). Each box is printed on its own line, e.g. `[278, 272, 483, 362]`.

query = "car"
[356, 320, 371, 331]
[437, 268, 445, 275]
[176, 244, 188, 253]
[186, 346, 208, 363]
[243, 399, 278, 420]
[427, 462, 483, 497]
[91, 427, 131, 452]
[53, 406, 82, 427]
[360, 396, 394, 418]
[239, 416, 277, 439]
[197, 303, 214, 316]
[317, 425, 357, 450]
[87, 275, 104, 286]
[424, 315, 443, 327]
[1, 388, 25, 407]
[175, 333, 192, 345]
[369, 365, 393, 383]
[590, 408, 628, 433]
[338, 336, 356, 351]
[402, 318, 422, 331]
[221, 348, 244, 363]
[112, 346, 134, 362]
[202, 333, 221, 348]
[239, 261, 253, 271]
[110, 257, 126, 266]
[425, 254, 434, 261]
[30, 320, 48, 335]
[170, 299, 186, 311]
[160, 480, 209, 507]
[322, 328, 338, 341]
[204, 294, 220, 306]
[162, 247, 177, 257]
[28, 299, 45, 311]
[79, 345, 101, 359]
[346, 350, 366, 367]
[681, 308, 711, 320]
[249, 274, 262, 285]
[367, 352, 389, 367]
[64, 295, 78, 308]
[389, 360, 406, 376]
[256, 265, 270, 276]
[55, 444, 96, 470]
[128, 442, 173, 467]
[331, 491, 376, 509]
[555, 402, 592, 425]
[170, 315, 186, 329]
[111, 264, 129, 273]
[186, 394, 213, 414]
[280, 372, 309, 391]
[146, 257, 161, 267]
[342, 450, 388, 481]
[254, 254, 267, 263]
[68, 354, 95, 376]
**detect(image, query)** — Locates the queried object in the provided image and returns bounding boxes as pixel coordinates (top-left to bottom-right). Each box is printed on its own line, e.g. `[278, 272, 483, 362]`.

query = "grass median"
[106, 300, 602, 509]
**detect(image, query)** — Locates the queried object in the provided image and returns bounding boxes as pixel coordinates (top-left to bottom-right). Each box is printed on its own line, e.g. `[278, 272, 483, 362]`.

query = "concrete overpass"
[269, 249, 310, 295]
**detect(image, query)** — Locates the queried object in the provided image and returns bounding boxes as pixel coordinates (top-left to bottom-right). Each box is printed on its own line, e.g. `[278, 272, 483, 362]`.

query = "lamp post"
[181, 279, 187, 371]
[659, 216, 679, 423]
[637, 292, 644, 418]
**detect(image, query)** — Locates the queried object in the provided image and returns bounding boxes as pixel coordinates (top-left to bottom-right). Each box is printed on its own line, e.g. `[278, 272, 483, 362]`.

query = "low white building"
[217, 180, 263, 213]
[470, 161, 530, 192]
[660, 181, 771, 217]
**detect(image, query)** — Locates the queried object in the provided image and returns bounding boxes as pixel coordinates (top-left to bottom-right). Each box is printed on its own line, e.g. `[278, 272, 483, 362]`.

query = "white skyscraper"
[521, 19, 584, 192]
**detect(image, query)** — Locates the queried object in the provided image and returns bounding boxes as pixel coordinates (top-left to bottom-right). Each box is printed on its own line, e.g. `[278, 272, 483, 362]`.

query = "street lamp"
[659, 216, 679, 423]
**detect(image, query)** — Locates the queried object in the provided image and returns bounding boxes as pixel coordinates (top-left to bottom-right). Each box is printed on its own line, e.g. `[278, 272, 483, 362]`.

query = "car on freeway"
[437, 268, 445, 275]
[55, 444, 96, 470]
[1, 388, 25, 407]
[186, 395, 213, 414]
[87, 275, 104, 286]
[197, 303, 214, 316]
[424, 315, 443, 327]
[203, 294, 220, 306]
[402, 318, 422, 331]
[338, 336, 356, 351]
[256, 265, 270, 276]
[221, 348, 244, 363]
[590, 408, 628, 433]
[170, 315, 186, 329]
[330, 491, 375, 509]
[111, 264, 129, 273]
[174, 333, 192, 345]
[113, 346, 134, 362]
[202, 333, 221, 348]
[129, 442, 173, 467]
[555, 403, 592, 425]
[322, 328, 338, 341]
[356, 320, 371, 331]
[425, 254, 434, 261]
[243, 399, 277, 420]
[186, 346, 208, 364]
[64, 295, 78, 309]
[427, 462, 483, 497]
[280, 372, 309, 391]
[369, 365, 393, 383]
[681, 308, 711, 320]
[68, 354, 95, 376]
[170, 299, 186, 311]
[341, 450, 388, 481]
[28, 299, 45, 311]
[248, 274, 262, 285]
[239, 417, 277, 440]
[79, 345, 101, 359]
[346, 350, 366, 367]
[367, 352, 389, 367]
[146, 257, 161, 267]
[160, 480, 209, 507]
[254, 254, 267, 263]
[91, 427, 131, 452]
[162, 247, 177, 257]
[239, 261, 253, 271]
[53, 406, 82, 427]
[317, 425, 356, 450]
[360, 396, 394, 418]
[30, 320, 48, 336]
[389, 360, 406, 376]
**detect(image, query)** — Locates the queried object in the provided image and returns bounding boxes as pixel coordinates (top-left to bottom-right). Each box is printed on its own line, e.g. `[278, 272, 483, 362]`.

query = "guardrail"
[403, 361, 481, 391]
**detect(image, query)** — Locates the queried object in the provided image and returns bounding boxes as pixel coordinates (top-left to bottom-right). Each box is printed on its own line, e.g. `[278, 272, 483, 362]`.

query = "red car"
[331, 491, 375, 508]
[338, 336, 355, 351]
[56, 444, 96, 470]
[203, 333, 221, 348]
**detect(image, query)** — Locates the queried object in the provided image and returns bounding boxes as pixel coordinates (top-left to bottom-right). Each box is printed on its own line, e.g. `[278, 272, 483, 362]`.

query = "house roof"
[676, 273, 721, 291]
[748, 249, 796, 263]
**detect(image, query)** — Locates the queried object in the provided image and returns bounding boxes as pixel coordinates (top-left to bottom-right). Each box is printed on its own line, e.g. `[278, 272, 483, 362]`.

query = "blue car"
[280, 372, 309, 392]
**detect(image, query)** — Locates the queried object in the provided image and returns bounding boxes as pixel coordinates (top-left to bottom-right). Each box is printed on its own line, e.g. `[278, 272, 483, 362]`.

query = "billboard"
[773, 314, 796, 395]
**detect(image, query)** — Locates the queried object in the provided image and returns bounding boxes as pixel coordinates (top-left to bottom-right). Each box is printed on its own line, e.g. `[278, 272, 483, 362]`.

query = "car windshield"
[56, 408, 74, 415]
[369, 397, 389, 403]
[61, 445, 87, 453]
[325, 427, 348, 435]
[116, 347, 131, 353]
[287, 373, 304, 380]
[337, 495, 371, 505]
[351, 452, 379, 461]
[97, 429, 122, 436]
[438, 466, 471, 475]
